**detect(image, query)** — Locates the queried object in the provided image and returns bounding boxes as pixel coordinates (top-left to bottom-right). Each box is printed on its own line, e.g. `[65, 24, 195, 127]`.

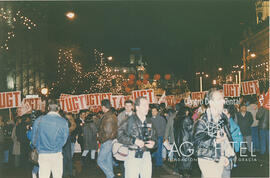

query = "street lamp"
[250, 53, 256, 58]
[218, 67, 223, 71]
[213, 80, 217, 85]
[66, 12, 75, 20]
[41, 87, 49, 96]
[205, 74, 209, 78]
[107, 56, 113, 61]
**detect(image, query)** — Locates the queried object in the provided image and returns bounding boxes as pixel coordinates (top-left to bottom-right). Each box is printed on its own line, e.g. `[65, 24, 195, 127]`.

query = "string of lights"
[0, 8, 37, 50]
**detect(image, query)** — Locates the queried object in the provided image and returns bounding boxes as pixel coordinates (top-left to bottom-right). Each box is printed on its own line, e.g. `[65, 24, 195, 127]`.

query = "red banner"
[17, 100, 32, 116]
[84, 93, 112, 107]
[191, 91, 207, 100]
[0, 91, 21, 110]
[241, 80, 260, 95]
[23, 97, 43, 110]
[223, 84, 240, 97]
[132, 89, 155, 104]
[59, 95, 88, 112]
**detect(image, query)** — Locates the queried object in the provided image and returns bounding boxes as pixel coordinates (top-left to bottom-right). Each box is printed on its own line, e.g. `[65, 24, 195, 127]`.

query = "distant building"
[0, 2, 48, 96]
[240, 0, 269, 81]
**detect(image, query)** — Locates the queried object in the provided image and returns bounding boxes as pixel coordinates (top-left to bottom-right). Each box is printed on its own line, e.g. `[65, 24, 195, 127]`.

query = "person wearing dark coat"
[256, 106, 269, 155]
[81, 114, 98, 163]
[75, 110, 87, 152]
[236, 104, 253, 154]
[175, 107, 193, 177]
[16, 114, 31, 169]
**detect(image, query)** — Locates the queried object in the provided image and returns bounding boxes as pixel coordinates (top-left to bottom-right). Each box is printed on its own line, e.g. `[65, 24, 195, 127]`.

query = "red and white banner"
[191, 91, 208, 100]
[84, 93, 113, 107]
[59, 95, 88, 112]
[17, 100, 32, 116]
[241, 80, 260, 95]
[223, 84, 241, 97]
[23, 97, 43, 111]
[0, 91, 21, 110]
[132, 89, 155, 104]
[166, 95, 176, 106]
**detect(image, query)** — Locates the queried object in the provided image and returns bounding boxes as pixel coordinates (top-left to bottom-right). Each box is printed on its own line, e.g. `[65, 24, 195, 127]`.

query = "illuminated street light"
[107, 56, 113, 61]
[66, 12, 75, 20]
[205, 74, 209, 78]
[41, 87, 49, 95]
[213, 80, 217, 85]
[123, 69, 127, 73]
[218, 67, 223, 71]
[251, 53, 256, 58]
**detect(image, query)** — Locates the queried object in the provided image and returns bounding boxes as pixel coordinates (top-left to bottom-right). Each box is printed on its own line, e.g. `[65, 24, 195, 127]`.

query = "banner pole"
[9, 108, 12, 121]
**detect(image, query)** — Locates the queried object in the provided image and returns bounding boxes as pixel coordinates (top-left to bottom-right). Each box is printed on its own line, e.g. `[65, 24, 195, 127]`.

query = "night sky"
[15, 0, 254, 86]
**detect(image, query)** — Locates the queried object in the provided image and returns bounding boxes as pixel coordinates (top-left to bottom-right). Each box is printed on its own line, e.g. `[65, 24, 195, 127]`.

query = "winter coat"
[117, 114, 158, 151]
[151, 114, 166, 137]
[11, 126, 20, 155]
[164, 112, 177, 144]
[256, 107, 269, 130]
[83, 121, 98, 150]
[117, 111, 134, 127]
[236, 112, 253, 136]
[193, 111, 233, 161]
[178, 115, 193, 171]
[229, 118, 243, 153]
[98, 110, 118, 144]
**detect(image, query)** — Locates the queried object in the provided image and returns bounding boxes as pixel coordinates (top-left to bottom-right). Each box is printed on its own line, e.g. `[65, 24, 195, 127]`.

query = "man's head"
[124, 100, 133, 113]
[79, 110, 87, 120]
[151, 107, 158, 117]
[101, 99, 111, 113]
[135, 97, 149, 117]
[240, 104, 247, 113]
[207, 88, 225, 115]
[48, 99, 59, 112]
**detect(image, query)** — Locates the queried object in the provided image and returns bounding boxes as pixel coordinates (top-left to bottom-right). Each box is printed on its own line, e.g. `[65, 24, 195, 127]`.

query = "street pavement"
[1, 154, 269, 178]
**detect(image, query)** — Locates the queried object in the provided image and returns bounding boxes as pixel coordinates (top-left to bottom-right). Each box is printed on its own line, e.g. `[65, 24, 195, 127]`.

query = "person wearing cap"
[31, 99, 69, 178]
[97, 99, 118, 178]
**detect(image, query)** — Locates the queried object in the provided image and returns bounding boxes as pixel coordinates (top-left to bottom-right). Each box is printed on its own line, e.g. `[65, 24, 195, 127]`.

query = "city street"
[0, 1, 269, 178]
[2, 154, 269, 178]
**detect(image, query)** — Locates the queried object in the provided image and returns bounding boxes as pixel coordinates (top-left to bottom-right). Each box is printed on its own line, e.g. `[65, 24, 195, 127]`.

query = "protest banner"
[23, 97, 43, 110]
[132, 89, 155, 103]
[191, 91, 207, 100]
[166, 95, 175, 106]
[241, 80, 260, 95]
[84, 93, 113, 107]
[17, 100, 32, 116]
[223, 84, 240, 97]
[0, 91, 21, 109]
[59, 95, 88, 112]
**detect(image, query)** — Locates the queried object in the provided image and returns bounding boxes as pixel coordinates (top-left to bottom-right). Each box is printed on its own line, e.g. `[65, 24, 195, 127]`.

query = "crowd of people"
[0, 87, 269, 178]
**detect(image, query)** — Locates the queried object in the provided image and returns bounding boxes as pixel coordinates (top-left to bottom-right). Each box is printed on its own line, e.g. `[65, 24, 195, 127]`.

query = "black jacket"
[193, 112, 233, 161]
[117, 114, 158, 151]
[236, 112, 253, 136]
[256, 107, 269, 130]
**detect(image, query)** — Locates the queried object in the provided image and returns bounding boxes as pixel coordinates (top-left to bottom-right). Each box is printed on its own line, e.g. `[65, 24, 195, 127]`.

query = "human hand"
[135, 139, 145, 148]
[145, 140, 155, 149]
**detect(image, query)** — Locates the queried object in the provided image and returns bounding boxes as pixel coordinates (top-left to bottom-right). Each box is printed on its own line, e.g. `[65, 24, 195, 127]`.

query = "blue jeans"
[71, 142, 75, 157]
[152, 136, 163, 166]
[97, 140, 114, 178]
[259, 129, 269, 154]
[251, 127, 260, 151]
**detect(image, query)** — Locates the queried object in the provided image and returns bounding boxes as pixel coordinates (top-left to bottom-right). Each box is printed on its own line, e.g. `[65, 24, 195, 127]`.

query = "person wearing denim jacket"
[31, 100, 69, 178]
